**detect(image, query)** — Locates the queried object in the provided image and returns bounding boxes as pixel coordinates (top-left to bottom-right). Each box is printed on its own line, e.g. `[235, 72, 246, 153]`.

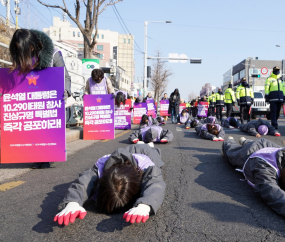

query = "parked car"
[230, 91, 270, 119]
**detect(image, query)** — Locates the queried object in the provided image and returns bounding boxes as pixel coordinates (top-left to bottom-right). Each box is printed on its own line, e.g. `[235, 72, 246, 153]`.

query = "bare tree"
[37, 0, 123, 58]
[149, 50, 172, 103]
[188, 91, 197, 102]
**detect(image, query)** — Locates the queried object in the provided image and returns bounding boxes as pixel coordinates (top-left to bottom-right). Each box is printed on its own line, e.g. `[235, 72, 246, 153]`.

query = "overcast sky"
[2, 0, 285, 100]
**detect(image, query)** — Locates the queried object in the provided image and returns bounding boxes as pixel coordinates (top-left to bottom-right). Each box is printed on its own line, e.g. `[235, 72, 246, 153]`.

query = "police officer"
[224, 83, 236, 118]
[186, 101, 191, 116]
[265, 66, 285, 130]
[208, 91, 216, 116]
[236, 77, 254, 124]
[215, 88, 225, 121]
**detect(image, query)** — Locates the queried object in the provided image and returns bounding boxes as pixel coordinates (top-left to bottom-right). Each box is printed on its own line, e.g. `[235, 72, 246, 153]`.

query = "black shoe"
[31, 163, 42, 169]
[40, 162, 51, 169]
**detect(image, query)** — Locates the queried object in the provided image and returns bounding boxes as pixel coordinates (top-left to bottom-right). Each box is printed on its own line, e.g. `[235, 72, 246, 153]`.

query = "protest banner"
[146, 99, 157, 118]
[115, 99, 131, 129]
[179, 103, 187, 114]
[133, 102, 147, 124]
[197, 101, 209, 117]
[0, 67, 66, 164]
[160, 100, 169, 116]
[83, 94, 114, 140]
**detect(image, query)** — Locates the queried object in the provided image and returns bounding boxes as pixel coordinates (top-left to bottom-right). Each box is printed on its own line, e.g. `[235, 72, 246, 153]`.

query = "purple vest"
[180, 113, 189, 123]
[201, 124, 221, 132]
[141, 126, 162, 142]
[115, 90, 127, 99]
[208, 116, 216, 124]
[215, 124, 221, 131]
[95, 153, 155, 178]
[89, 77, 108, 95]
[241, 147, 281, 187]
[148, 116, 153, 126]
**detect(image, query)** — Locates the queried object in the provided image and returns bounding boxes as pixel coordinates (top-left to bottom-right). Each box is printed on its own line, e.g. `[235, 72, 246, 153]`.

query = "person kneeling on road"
[195, 123, 225, 141]
[177, 109, 191, 129]
[240, 118, 281, 137]
[54, 144, 166, 226]
[221, 136, 285, 217]
[221, 117, 242, 129]
[139, 114, 159, 129]
[129, 126, 173, 144]
[156, 117, 166, 126]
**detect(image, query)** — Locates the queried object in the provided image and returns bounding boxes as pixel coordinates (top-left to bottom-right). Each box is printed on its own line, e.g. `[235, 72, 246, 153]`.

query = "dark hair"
[91, 69, 104, 82]
[115, 92, 126, 107]
[181, 109, 187, 115]
[191, 120, 197, 128]
[229, 118, 237, 127]
[207, 124, 219, 136]
[96, 161, 143, 214]
[157, 117, 162, 123]
[141, 114, 149, 124]
[9, 29, 43, 74]
[279, 167, 285, 191]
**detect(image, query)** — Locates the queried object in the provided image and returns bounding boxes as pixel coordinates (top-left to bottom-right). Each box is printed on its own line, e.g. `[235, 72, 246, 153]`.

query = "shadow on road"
[172, 147, 220, 154]
[32, 182, 72, 234]
[96, 214, 130, 232]
[193, 153, 285, 235]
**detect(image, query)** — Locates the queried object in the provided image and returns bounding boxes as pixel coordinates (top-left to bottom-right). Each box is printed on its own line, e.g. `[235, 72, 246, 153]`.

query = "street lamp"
[143, 21, 171, 97]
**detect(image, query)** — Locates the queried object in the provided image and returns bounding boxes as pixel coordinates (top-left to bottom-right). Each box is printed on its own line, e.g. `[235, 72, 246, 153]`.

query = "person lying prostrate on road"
[115, 90, 130, 108]
[129, 126, 173, 144]
[195, 123, 225, 141]
[204, 116, 216, 124]
[190, 119, 200, 128]
[240, 118, 281, 137]
[156, 117, 166, 126]
[221, 117, 242, 129]
[177, 109, 190, 125]
[54, 144, 166, 226]
[139, 114, 159, 129]
[221, 136, 285, 218]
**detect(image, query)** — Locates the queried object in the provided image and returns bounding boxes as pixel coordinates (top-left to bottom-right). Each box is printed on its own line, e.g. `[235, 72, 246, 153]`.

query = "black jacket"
[240, 119, 277, 136]
[168, 90, 180, 115]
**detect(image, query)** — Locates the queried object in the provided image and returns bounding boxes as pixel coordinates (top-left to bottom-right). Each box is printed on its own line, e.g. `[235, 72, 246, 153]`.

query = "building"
[200, 83, 215, 97]
[222, 57, 285, 94]
[43, 16, 135, 87]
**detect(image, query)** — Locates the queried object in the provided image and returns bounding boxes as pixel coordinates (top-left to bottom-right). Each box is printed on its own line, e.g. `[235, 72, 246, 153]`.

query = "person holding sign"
[9, 29, 71, 169]
[240, 118, 281, 137]
[85, 69, 115, 96]
[195, 123, 225, 141]
[129, 126, 173, 144]
[54, 144, 166, 225]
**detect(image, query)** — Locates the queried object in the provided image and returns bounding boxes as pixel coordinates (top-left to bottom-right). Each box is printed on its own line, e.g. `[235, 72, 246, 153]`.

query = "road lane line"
[0, 181, 26, 192]
[102, 130, 131, 142]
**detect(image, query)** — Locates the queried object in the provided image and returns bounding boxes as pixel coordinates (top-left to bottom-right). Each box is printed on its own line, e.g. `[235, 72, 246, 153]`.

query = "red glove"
[160, 139, 168, 143]
[54, 202, 87, 226]
[123, 204, 150, 224]
[133, 139, 139, 143]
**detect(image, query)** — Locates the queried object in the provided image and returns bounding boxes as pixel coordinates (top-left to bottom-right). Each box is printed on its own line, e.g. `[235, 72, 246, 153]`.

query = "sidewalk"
[0, 126, 138, 183]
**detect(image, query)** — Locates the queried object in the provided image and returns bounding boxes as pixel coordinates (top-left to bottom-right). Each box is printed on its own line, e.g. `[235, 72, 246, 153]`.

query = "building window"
[97, 34, 99, 39]
[73, 31, 75, 37]
[92, 34, 95, 38]
[128, 39, 130, 44]
[78, 44, 84, 48]
[124, 39, 126, 43]
[102, 34, 104, 39]
[78, 32, 80, 37]
[97, 45, 103, 51]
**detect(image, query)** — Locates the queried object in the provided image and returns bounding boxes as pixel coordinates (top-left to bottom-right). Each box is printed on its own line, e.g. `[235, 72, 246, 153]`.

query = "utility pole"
[6, 0, 10, 26]
[14, 0, 20, 29]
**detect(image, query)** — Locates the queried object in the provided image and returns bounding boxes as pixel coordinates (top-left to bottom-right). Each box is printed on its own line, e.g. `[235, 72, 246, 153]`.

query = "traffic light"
[251, 74, 260, 78]
[147, 66, 151, 78]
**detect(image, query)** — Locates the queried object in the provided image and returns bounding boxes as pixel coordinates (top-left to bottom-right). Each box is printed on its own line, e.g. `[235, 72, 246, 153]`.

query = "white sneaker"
[228, 136, 234, 140]
[239, 137, 246, 146]
[218, 137, 224, 141]
[229, 126, 235, 129]
[147, 142, 154, 147]
[137, 141, 145, 145]
[213, 137, 219, 141]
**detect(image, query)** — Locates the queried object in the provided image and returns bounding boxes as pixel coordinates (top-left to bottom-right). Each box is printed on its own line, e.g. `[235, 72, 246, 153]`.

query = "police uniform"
[224, 84, 236, 118]
[208, 92, 216, 117]
[186, 102, 191, 116]
[236, 78, 254, 124]
[265, 66, 285, 129]
[215, 91, 225, 121]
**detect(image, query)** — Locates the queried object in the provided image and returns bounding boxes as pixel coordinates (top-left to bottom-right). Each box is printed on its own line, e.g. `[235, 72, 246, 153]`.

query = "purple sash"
[89, 77, 108, 95]
[141, 126, 162, 142]
[180, 113, 189, 123]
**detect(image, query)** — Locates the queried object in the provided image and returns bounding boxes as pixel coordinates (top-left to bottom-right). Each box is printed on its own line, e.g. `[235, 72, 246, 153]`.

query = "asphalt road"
[1, 118, 285, 242]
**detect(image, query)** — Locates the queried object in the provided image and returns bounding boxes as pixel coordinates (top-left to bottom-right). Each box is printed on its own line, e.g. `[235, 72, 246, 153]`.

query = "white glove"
[218, 137, 224, 141]
[213, 137, 219, 141]
[123, 204, 151, 224]
[54, 202, 87, 226]
[147, 142, 154, 147]
[137, 141, 145, 145]
[229, 126, 235, 129]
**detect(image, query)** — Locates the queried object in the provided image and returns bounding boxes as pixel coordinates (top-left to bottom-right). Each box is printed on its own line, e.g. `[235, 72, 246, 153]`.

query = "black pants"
[192, 107, 197, 117]
[216, 106, 223, 120]
[270, 102, 283, 129]
[225, 103, 233, 118]
[240, 105, 251, 124]
[208, 107, 215, 116]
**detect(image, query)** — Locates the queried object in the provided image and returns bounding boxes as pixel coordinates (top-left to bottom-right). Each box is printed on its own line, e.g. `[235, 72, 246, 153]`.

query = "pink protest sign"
[133, 102, 147, 124]
[160, 100, 169, 116]
[83, 94, 114, 140]
[198, 101, 209, 118]
[115, 99, 132, 129]
[179, 103, 187, 114]
[0, 68, 66, 164]
[146, 99, 157, 118]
